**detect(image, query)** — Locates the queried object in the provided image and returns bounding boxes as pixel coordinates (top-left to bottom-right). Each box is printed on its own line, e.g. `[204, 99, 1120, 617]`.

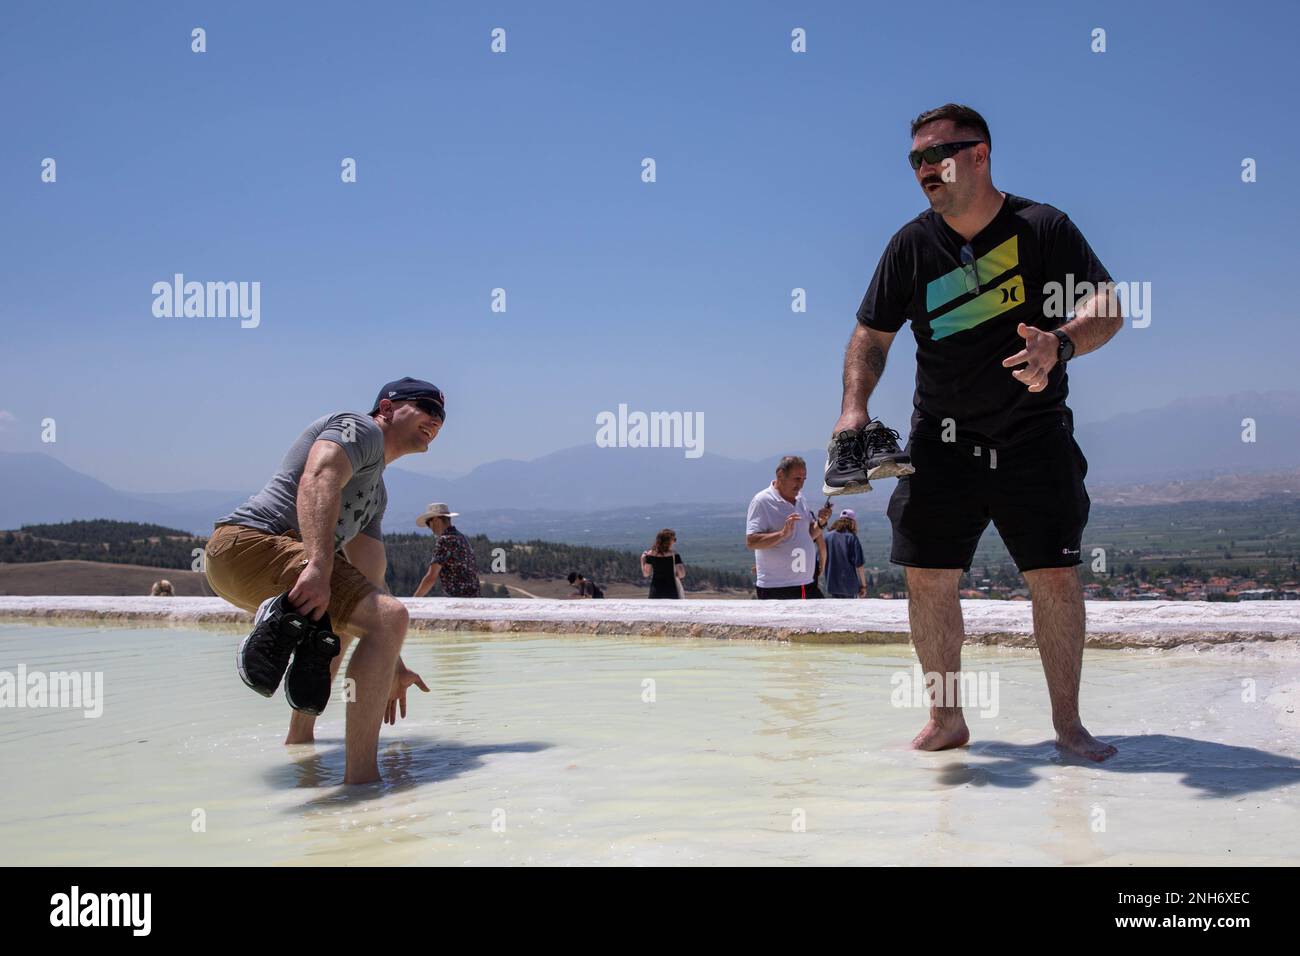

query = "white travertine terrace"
[1, 595, 1298, 648]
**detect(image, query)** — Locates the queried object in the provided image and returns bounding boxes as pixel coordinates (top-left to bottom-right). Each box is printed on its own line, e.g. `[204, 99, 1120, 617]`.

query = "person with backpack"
[567, 571, 604, 599]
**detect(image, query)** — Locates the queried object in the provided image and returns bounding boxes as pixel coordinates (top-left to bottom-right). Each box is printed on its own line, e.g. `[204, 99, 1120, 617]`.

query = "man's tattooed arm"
[865, 343, 887, 378]
[840, 324, 897, 426]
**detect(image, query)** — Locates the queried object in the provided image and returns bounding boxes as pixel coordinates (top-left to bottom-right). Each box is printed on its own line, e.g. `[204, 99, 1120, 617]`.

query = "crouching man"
[204, 377, 444, 784]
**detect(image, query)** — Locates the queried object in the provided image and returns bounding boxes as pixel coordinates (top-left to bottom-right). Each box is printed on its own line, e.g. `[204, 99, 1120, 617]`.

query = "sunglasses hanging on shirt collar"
[960, 244, 980, 295]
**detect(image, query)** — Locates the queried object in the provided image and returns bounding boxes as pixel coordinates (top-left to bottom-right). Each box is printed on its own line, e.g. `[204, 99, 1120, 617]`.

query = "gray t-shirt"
[218, 412, 387, 550]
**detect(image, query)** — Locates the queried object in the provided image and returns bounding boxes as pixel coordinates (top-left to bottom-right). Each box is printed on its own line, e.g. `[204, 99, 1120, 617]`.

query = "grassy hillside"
[1, 521, 204, 570]
[380, 532, 751, 596]
[0, 560, 210, 596]
[7, 498, 1299, 599]
[0, 521, 753, 597]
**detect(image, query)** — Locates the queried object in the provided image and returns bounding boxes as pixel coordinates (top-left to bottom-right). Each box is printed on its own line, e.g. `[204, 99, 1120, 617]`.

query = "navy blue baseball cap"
[369, 377, 446, 421]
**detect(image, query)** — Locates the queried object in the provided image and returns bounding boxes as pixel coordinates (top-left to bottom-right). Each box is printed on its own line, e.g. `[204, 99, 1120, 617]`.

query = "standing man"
[834, 104, 1123, 760]
[205, 377, 444, 784]
[746, 456, 825, 599]
[412, 503, 481, 598]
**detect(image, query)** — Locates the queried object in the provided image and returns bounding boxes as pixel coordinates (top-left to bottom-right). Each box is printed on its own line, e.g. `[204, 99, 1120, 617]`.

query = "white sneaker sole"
[866, 461, 916, 479]
[823, 479, 872, 497]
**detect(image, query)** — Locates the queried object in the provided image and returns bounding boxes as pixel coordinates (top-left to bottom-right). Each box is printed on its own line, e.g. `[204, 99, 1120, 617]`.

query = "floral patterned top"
[431, 526, 481, 597]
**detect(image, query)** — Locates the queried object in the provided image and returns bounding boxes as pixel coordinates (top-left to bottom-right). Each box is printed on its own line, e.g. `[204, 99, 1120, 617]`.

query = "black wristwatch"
[1052, 329, 1076, 363]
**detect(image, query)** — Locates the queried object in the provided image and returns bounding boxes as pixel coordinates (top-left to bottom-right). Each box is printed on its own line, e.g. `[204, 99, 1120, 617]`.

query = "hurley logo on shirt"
[926, 235, 1024, 340]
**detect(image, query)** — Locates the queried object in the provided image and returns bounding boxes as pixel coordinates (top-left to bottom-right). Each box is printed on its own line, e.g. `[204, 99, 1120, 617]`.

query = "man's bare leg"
[285, 633, 354, 745]
[905, 567, 970, 751]
[310, 591, 408, 784]
[1023, 567, 1117, 762]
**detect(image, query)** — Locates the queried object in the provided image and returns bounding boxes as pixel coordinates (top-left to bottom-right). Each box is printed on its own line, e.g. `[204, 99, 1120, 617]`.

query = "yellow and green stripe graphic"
[925, 235, 1023, 340]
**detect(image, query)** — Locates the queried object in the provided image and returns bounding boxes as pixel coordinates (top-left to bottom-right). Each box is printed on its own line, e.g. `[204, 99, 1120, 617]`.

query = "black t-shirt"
[857, 193, 1112, 448]
[646, 553, 683, 594]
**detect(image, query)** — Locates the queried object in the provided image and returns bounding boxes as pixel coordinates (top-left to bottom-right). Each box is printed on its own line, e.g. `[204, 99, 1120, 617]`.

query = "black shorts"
[756, 582, 824, 599]
[886, 424, 1090, 573]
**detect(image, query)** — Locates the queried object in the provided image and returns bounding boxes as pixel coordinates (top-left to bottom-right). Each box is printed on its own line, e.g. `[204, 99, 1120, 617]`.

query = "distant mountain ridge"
[3, 391, 1299, 533]
[1073, 390, 1300, 483]
[0, 452, 249, 535]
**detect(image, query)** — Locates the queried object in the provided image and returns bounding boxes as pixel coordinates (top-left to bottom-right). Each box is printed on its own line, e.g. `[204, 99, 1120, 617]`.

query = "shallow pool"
[1, 623, 1297, 866]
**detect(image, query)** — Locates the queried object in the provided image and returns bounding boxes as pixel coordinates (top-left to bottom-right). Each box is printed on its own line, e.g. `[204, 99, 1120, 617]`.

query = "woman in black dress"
[641, 529, 685, 599]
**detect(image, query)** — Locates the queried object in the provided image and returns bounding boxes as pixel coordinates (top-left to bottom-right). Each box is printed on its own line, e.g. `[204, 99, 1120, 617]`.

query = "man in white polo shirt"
[746, 456, 826, 599]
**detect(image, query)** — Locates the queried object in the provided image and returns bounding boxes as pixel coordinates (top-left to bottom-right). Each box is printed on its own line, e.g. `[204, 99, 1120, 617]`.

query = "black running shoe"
[862, 420, 915, 479]
[237, 593, 313, 697]
[284, 614, 341, 716]
[822, 429, 872, 497]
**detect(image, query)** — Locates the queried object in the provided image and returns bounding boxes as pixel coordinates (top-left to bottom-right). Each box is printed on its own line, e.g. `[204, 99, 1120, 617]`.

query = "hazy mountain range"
[2, 391, 1298, 536]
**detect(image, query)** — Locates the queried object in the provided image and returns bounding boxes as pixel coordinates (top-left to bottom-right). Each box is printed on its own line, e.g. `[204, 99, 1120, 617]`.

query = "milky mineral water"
[1, 624, 1297, 866]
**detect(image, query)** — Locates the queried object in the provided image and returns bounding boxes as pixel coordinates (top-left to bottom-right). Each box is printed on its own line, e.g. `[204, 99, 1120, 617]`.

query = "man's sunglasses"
[412, 397, 445, 420]
[908, 140, 984, 170]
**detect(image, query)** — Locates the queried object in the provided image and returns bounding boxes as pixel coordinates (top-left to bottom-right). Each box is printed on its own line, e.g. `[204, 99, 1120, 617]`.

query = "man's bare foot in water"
[911, 715, 970, 751]
[1055, 721, 1117, 762]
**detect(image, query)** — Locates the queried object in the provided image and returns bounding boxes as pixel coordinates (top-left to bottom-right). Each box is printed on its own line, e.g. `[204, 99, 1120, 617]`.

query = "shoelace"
[863, 424, 902, 455]
[832, 431, 866, 466]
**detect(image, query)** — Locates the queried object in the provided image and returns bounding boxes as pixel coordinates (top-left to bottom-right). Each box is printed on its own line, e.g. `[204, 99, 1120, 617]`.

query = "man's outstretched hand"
[1001, 322, 1059, 393]
[384, 659, 430, 725]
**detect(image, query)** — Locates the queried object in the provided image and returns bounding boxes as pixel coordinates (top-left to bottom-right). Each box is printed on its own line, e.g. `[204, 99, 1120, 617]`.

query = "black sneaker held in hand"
[862, 420, 915, 480]
[284, 613, 342, 716]
[237, 593, 312, 698]
[822, 428, 873, 497]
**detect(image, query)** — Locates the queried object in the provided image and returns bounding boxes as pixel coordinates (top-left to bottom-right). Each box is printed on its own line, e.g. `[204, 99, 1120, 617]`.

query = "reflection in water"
[274, 736, 551, 804]
[425, 635, 483, 709]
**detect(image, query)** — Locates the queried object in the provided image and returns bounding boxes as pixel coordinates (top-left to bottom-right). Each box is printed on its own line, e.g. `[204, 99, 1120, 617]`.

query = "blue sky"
[2, 0, 1297, 491]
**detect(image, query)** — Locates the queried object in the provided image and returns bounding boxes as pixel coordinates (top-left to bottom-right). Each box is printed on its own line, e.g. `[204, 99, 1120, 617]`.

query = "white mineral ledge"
[1, 595, 1298, 649]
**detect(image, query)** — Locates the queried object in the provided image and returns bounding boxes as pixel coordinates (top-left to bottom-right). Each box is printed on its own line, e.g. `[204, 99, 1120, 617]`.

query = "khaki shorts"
[204, 524, 375, 630]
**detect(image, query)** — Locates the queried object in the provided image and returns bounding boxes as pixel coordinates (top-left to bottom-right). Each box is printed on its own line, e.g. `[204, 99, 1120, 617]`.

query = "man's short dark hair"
[567, 572, 581, 584]
[776, 455, 807, 476]
[910, 104, 991, 149]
